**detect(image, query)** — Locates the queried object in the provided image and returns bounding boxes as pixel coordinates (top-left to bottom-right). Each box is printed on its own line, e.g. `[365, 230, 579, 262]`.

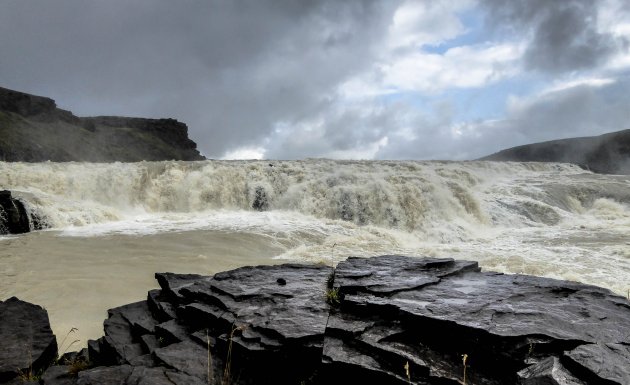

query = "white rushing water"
[1, 160, 630, 346]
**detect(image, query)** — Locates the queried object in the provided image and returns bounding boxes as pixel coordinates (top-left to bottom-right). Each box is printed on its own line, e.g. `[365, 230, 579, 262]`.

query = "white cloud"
[387, 0, 474, 49]
[542, 77, 617, 95]
[381, 42, 523, 93]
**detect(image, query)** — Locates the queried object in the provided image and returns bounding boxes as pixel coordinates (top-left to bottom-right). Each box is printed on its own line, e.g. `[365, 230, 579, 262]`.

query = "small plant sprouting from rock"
[57, 327, 80, 359]
[207, 329, 213, 385]
[67, 358, 90, 376]
[17, 348, 41, 382]
[17, 367, 41, 383]
[223, 324, 246, 385]
[325, 287, 340, 306]
[330, 243, 337, 269]
[325, 242, 340, 306]
[461, 354, 468, 385]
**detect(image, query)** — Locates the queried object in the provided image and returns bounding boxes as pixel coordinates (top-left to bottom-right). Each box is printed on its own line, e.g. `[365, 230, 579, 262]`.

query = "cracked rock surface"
[1, 255, 629, 384]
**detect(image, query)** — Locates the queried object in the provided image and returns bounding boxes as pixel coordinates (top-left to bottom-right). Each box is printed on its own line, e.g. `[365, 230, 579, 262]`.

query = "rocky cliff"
[480, 130, 630, 174]
[0, 87, 204, 162]
[1, 255, 629, 384]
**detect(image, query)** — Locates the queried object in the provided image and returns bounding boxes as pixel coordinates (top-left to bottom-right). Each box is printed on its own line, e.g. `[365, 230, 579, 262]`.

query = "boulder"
[0, 297, 57, 382]
[0, 190, 31, 234]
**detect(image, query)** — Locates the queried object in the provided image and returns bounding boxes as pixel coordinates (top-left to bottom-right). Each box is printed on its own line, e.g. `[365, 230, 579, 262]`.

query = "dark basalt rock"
[2, 255, 629, 384]
[0, 87, 56, 117]
[0, 86, 205, 162]
[0, 190, 32, 234]
[0, 297, 57, 382]
[252, 186, 269, 211]
[480, 128, 630, 175]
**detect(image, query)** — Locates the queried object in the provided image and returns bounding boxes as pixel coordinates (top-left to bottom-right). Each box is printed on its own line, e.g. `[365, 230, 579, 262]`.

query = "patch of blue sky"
[421, 8, 486, 55]
[446, 76, 545, 121]
[378, 73, 546, 123]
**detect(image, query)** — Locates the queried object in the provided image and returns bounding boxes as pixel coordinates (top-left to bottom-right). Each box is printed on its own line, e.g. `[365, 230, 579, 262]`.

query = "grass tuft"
[222, 324, 246, 385]
[57, 327, 80, 359]
[461, 353, 468, 385]
[16, 345, 41, 382]
[325, 287, 340, 306]
[207, 329, 214, 385]
[67, 358, 90, 376]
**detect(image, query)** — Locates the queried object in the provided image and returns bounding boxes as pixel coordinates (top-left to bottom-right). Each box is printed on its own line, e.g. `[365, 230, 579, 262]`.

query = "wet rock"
[518, 357, 585, 385]
[153, 341, 207, 380]
[125, 366, 206, 385]
[89, 309, 145, 366]
[40, 365, 76, 385]
[154, 272, 205, 302]
[154, 319, 190, 345]
[252, 186, 269, 211]
[109, 301, 157, 335]
[76, 365, 133, 385]
[0, 297, 57, 383]
[147, 289, 177, 322]
[0, 191, 32, 234]
[58, 348, 89, 366]
[3, 255, 630, 385]
[139, 334, 160, 354]
[324, 255, 630, 384]
[563, 343, 630, 385]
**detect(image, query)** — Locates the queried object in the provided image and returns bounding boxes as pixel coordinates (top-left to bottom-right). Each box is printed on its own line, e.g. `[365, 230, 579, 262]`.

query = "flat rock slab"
[179, 263, 331, 343]
[326, 255, 630, 384]
[0, 297, 57, 382]
[3, 255, 630, 385]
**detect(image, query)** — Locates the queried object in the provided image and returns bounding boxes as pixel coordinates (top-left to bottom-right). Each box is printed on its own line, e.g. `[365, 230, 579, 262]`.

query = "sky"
[1, 0, 629, 160]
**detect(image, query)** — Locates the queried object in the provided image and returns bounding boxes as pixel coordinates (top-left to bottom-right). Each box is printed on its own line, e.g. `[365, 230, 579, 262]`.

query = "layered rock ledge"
[0, 86, 204, 162]
[1, 255, 629, 384]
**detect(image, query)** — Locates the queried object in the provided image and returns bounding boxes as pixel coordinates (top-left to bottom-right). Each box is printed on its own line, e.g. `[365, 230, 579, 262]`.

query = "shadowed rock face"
[0, 297, 57, 383]
[0, 86, 204, 162]
[480, 129, 630, 175]
[0, 190, 42, 234]
[2, 255, 629, 384]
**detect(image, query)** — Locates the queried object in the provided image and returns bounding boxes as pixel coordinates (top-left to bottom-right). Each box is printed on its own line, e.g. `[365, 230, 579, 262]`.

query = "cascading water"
[1, 160, 630, 346]
[1, 160, 615, 233]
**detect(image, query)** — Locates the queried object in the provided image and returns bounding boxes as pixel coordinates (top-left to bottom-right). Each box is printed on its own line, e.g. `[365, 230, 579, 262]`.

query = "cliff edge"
[0, 86, 205, 162]
[480, 129, 630, 174]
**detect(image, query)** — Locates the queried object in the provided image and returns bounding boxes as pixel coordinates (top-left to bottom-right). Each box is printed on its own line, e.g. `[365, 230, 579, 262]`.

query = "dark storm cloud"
[1, 1, 629, 160]
[481, 0, 624, 73]
[264, 101, 398, 159]
[0, 0, 399, 158]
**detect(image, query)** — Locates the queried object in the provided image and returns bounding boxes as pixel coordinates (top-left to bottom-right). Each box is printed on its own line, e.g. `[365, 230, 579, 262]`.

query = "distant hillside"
[0, 86, 204, 162]
[480, 130, 630, 174]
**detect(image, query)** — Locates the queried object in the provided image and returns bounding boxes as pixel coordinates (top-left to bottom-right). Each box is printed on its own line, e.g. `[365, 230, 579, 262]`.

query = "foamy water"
[1, 160, 630, 346]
